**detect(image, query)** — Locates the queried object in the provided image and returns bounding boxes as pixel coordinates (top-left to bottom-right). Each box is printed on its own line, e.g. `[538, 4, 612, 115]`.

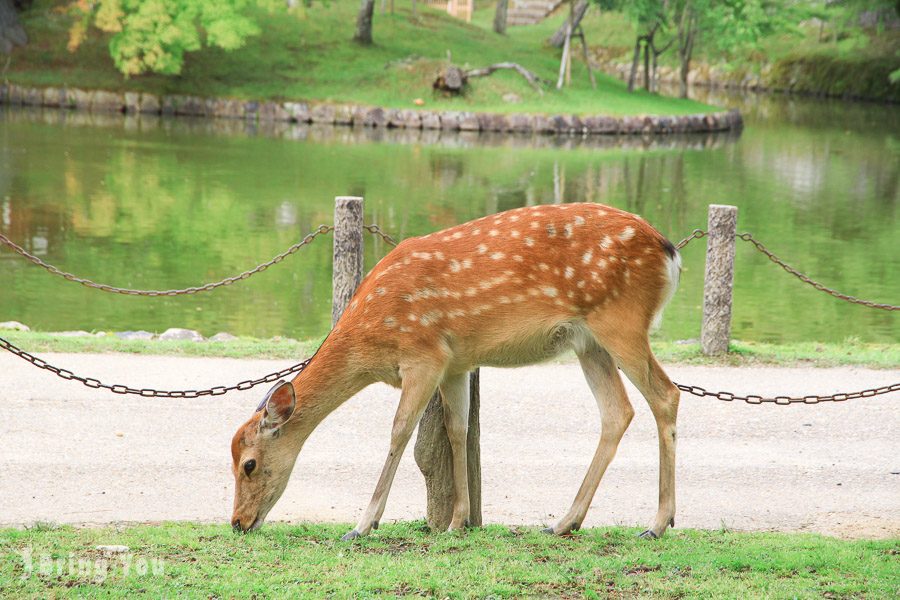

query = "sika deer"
[230, 203, 681, 540]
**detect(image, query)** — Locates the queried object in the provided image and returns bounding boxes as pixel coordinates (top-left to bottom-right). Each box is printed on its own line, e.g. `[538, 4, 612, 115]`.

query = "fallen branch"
[465, 62, 549, 96]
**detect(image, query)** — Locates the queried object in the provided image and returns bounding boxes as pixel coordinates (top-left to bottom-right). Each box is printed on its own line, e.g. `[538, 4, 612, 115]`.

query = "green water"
[0, 95, 897, 344]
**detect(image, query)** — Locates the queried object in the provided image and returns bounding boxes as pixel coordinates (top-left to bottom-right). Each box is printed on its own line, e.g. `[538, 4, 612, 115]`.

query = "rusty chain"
[363, 224, 399, 247]
[0, 334, 895, 402]
[673, 381, 899, 405]
[737, 232, 898, 311]
[1, 333, 896, 402]
[0, 226, 335, 296]
[673, 229, 897, 310]
[674, 229, 707, 250]
[0, 335, 311, 397]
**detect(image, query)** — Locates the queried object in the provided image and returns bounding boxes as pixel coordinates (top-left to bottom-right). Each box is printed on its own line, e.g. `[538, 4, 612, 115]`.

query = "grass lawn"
[1, 522, 897, 598]
[2, 330, 898, 369]
[7, 1, 715, 117]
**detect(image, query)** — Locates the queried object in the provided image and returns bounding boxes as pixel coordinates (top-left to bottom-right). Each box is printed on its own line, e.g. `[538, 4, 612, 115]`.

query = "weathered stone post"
[414, 370, 482, 530]
[332, 196, 364, 325]
[701, 204, 738, 355]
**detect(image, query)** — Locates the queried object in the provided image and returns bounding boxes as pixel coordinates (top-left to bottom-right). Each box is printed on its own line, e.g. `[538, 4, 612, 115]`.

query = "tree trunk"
[0, 0, 27, 54]
[353, 0, 376, 45]
[627, 36, 642, 92]
[677, 6, 696, 99]
[548, 0, 589, 48]
[493, 0, 508, 35]
[413, 370, 482, 531]
[642, 33, 651, 91]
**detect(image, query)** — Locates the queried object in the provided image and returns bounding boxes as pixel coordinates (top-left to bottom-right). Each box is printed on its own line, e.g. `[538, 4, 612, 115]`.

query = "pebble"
[95, 545, 129, 554]
[0, 321, 29, 331]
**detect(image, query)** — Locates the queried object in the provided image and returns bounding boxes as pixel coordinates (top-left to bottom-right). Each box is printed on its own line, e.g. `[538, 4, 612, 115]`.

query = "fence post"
[332, 196, 364, 326]
[414, 370, 482, 530]
[701, 204, 738, 355]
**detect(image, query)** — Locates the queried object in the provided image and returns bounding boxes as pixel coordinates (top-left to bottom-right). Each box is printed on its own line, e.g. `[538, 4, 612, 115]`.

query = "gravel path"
[1, 352, 898, 539]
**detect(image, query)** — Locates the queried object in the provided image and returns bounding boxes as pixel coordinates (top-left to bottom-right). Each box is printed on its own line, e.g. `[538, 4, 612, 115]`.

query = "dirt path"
[1, 352, 898, 539]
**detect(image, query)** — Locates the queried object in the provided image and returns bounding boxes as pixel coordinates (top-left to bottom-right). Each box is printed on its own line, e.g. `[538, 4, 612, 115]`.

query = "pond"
[1, 93, 897, 344]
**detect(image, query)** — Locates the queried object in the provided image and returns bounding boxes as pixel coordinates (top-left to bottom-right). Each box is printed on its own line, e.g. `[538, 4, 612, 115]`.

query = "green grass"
[2, 330, 898, 368]
[1, 522, 897, 598]
[7, 1, 715, 117]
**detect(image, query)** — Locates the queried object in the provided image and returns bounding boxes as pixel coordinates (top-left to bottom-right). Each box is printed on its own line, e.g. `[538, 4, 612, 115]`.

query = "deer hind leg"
[545, 342, 634, 535]
[342, 363, 443, 541]
[593, 325, 680, 539]
[439, 371, 471, 531]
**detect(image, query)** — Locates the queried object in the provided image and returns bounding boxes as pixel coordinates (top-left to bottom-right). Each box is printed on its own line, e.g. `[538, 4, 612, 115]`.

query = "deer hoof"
[541, 527, 555, 534]
[341, 529, 361, 541]
[638, 529, 659, 540]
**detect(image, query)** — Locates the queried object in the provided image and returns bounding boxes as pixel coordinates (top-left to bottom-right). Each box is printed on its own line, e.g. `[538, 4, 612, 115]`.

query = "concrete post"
[701, 204, 738, 355]
[332, 196, 364, 326]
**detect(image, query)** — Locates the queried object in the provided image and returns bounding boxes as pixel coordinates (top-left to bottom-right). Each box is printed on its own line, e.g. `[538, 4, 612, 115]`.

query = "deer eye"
[243, 459, 256, 476]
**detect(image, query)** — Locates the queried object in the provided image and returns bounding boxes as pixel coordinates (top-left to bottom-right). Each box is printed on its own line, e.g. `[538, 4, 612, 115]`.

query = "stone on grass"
[0, 321, 29, 331]
[115, 331, 155, 341]
[158, 328, 204, 342]
[210, 332, 238, 342]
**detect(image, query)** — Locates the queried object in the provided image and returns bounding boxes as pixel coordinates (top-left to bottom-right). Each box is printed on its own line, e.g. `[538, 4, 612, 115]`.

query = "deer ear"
[261, 381, 296, 431]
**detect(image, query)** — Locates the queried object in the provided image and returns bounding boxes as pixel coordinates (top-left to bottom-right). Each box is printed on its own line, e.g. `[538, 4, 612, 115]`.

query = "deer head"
[230, 381, 301, 533]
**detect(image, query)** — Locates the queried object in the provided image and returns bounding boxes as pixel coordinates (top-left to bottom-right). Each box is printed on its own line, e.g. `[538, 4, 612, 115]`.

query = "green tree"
[69, 0, 265, 77]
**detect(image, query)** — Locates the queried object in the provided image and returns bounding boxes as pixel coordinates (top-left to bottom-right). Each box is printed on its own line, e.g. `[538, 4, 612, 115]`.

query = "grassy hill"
[6, 1, 715, 117]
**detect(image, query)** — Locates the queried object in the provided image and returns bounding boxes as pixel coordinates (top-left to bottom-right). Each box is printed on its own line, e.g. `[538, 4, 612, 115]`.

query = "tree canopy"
[68, 0, 267, 77]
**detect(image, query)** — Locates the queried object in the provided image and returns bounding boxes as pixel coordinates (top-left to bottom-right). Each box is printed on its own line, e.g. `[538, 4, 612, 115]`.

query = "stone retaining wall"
[7, 105, 742, 151]
[0, 83, 743, 136]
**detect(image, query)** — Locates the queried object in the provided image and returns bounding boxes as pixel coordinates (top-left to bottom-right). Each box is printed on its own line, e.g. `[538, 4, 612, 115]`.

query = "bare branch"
[465, 62, 550, 95]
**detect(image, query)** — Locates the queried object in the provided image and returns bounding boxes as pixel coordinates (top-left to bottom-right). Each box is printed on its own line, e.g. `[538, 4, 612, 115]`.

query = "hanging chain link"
[672, 229, 896, 310]
[673, 380, 899, 405]
[736, 233, 898, 311]
[0, 226, 334, 296]
[674, 229, 707, 250]
[0, 335, 310, 397]
[363, 224, 399, 247]
[1, 333, 895, 403]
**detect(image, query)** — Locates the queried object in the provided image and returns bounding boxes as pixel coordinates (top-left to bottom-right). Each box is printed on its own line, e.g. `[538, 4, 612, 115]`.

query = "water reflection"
[0, 96, 896, 343]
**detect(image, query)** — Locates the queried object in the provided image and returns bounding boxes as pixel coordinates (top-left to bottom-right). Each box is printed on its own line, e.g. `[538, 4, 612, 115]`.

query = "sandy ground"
[1, 352, 898, 539]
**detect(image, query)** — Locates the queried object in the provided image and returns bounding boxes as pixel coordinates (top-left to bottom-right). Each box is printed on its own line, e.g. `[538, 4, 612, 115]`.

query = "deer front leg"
[342, 365, 442, 541]
[545, 344, 634, 535]
[440, 371, 471, 531]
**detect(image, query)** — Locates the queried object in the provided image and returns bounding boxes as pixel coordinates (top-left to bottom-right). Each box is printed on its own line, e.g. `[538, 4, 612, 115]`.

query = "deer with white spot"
[231, 203, 681, 540]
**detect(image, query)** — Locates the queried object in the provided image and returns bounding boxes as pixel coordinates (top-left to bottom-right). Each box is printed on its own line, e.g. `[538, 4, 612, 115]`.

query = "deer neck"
[281, 333, 368, 441]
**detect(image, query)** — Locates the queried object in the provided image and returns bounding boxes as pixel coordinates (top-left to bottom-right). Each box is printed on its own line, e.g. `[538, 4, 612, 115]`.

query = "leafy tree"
[68, 0, 265, 77]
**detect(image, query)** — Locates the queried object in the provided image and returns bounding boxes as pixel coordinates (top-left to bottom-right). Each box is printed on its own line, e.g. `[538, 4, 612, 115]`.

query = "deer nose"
[231, 517, 243, 532]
